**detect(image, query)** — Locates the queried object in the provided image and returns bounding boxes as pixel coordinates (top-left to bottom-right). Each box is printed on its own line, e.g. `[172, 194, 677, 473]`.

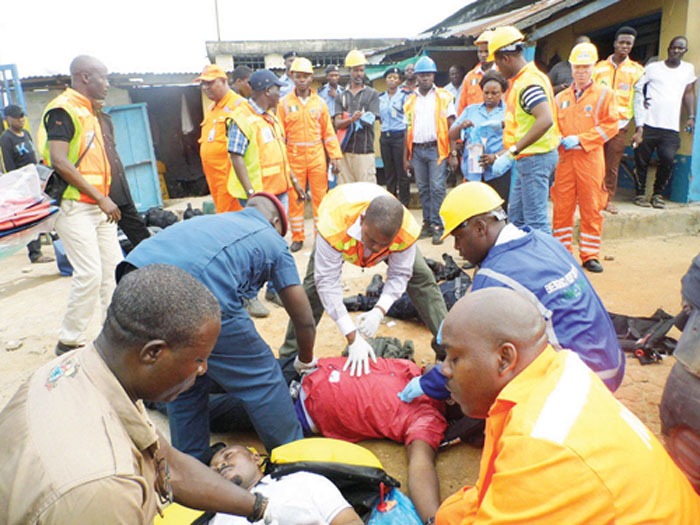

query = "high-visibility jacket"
[37, 88, 111, 204]
[503, 62, 560, 157]
[227, 101, 291, 199]
[436, 347, 700, 524]
[593, 55, 644, 121]
[316, 182, 419, 268]
[457, 64, 492, 115]
[199, 89, 245, 211]
[404, 87, 453, 165]
[277, 90, 342, 161]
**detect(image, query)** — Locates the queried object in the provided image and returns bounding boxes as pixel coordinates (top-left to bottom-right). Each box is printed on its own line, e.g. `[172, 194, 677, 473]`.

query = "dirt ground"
[0, 208, 698, 504]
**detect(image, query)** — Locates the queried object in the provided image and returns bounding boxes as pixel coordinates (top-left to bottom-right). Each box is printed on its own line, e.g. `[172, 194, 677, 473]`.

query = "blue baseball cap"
[249, 69, 284, 91]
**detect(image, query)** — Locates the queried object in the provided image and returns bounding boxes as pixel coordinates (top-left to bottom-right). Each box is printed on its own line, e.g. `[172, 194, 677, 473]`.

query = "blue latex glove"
[492, 153, 514, 177]
[397, 376, 425, 403]
[479, 119, 503, 130]
[561, 135, 581, 150]
[353, 120, 363, 132]
[359, 112, 376, 126]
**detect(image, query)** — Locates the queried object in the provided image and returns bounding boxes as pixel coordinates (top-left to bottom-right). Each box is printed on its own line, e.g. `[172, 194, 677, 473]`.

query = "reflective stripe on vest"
[404, 87, 452, 165]
[37, 88, 111, 204]
[504, 62, 560, 156]
[316, 182, 420, 268]
[592, 57, 644, 121]
[227, 102, 290, 199]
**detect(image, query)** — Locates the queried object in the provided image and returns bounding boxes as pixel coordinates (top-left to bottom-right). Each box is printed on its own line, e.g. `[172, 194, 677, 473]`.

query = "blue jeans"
[411, 146, 447, 229]
[167, 313, 303, 462]
[508, 149, 558, 234]
[238, 192, 289, 295]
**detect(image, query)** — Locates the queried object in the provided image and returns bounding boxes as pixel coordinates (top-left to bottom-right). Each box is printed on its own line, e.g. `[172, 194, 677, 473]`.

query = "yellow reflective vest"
[593, 56, 644, 122]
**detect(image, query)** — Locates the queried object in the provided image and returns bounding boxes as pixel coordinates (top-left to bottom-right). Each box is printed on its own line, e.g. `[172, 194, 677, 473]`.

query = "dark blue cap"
[3, 104, 24, 118]
[384, 67, 401, 78]
[249, 69, 284, 91]
[283, 51, 298, 59]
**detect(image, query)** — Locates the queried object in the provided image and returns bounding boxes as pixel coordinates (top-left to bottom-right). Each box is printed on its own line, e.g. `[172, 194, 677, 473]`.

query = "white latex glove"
[357, 307, 383, 338]
[343, 333, 377, 377]
[293, 355, 318, 376]
[263, 497, 321, 524]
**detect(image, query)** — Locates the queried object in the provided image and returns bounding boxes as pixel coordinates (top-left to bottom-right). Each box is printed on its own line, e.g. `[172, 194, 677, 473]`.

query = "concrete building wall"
[23, 86, 131, 138]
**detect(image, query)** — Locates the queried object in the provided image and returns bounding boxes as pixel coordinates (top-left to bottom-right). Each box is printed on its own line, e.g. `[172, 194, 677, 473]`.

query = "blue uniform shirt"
[420, 227, 625, 395]
[378, 90, 408, 133]
[318, 84, 344, 117]
[123, 209, 300, 316]
[455, 101, 506, 182]
[279, 73, 294, 98]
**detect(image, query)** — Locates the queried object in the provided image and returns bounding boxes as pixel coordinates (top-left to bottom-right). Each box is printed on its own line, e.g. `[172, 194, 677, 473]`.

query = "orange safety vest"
[404, 86, 453, 165]
[199, 89, 245, 167]
[227, 100, 291, 199]
[277, 89, 342, 159]
[37, 88, 111, 204]
[316, 182, 420, 268]
[592, 56, 644, 121]
[457, 64, 494, 115]
[503, 62, 560, 157]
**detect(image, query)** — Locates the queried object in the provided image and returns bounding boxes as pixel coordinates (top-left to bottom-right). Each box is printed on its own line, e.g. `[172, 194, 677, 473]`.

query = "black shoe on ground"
[432, 227, 444, 245]
[419, 222, 431, 239]
[651, 194, 666, 209]
[55, 341, 83, 356]
[633, 195, 651, 208]
[290, 240, 304, 252]
[366, 274, 384, 297]
[583, 259, 604, 273]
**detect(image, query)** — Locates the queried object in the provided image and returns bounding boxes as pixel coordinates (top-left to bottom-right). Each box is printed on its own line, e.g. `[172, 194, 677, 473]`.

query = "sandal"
[633, 195, 651, 208]
[650, 194, 665, 209]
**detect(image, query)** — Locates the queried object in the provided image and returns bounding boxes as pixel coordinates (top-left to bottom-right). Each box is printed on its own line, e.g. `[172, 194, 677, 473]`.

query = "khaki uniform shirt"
[0, 345, 161, 524]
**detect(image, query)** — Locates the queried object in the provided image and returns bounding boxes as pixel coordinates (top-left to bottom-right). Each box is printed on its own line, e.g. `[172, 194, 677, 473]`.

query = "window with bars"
[233, 56, 266, 69]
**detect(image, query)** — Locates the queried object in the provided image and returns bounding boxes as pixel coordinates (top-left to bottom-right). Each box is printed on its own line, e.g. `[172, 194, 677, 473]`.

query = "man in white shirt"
[209, 445, 362, 525]
[443, 65, 465, 102]
[279, 182, 447, 367]
[403, 56, 457, 244]
[632, 36, 697, 208]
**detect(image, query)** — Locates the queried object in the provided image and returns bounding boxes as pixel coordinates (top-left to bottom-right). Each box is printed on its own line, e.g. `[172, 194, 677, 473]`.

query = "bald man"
[0, 265, 318, 525]
[37, 55, 123, 356]
[436, 288, 700, 524]
[279, 182, 447, 373]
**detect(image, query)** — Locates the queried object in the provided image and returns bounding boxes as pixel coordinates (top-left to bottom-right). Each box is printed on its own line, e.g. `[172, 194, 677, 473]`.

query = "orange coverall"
[277, 90, 342, 243]
[551, 83, 618, 262]
[457, 64, 490, 115]
[436, 347, 700, 524]
[199, 89, 245, 212]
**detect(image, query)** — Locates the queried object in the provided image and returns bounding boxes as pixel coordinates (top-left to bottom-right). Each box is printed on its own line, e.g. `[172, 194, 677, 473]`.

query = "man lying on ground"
[208, 445, 363, 525]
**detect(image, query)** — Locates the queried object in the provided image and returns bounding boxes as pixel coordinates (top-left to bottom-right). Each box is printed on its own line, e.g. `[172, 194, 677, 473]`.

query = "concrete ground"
[1, 194, 699, 506]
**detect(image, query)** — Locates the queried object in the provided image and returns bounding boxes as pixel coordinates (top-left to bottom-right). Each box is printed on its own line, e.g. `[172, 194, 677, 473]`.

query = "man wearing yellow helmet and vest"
[396, 182, 624, 400]
[277, 57, 342, 255]
[403, 56, 457, 245]
[334, 50, 381, 184]
[457, 30, 496, 115]
[37, 55, 123, 356]
[551, 43, 618, 273]
[488, 26, 560, 234]
[279, 182, 447, 373]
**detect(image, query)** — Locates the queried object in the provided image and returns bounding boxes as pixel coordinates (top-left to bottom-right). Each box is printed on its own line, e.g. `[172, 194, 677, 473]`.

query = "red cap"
[250, 192, 288, 237]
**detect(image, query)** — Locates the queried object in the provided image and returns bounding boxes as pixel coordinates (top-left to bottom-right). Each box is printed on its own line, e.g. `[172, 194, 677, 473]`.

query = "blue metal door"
[105, 103, 162, 211]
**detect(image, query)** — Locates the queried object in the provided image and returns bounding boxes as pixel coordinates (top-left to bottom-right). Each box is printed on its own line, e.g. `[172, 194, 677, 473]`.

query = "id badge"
[391, 109, 397, 118]
[207, 127, 216, 142]
[261, 127, 274, 143]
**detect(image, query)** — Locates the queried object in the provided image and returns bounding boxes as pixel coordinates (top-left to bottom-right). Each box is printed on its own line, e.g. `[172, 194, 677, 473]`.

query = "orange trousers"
[202, 157, 242, 213]
[551, 148, 607, 263]
[288, 145, 328, 242]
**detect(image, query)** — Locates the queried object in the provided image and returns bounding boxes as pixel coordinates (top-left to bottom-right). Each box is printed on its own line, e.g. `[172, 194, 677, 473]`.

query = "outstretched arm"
[407, 440, 440, 522]
[279, 284, 316, 364]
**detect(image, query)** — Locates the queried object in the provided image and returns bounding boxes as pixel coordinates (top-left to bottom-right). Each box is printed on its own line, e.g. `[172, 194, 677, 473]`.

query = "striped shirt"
[519, 85, 548, 115]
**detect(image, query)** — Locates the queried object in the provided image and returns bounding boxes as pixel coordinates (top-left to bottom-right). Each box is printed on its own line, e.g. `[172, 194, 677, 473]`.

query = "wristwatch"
[247, 188, 255, 196]
[450, 150, 459, 157]
[508, 145, 519, 156]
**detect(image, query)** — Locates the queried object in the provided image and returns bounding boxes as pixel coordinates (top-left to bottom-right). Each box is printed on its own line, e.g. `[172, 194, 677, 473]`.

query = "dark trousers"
[485, 174, 511, 212]
[380, 132, 410, 207]
[27, 237, 43, 262]
[117, 201, 150, 249]
[633, 125, 681, 196]
[279, 241, 447, 358]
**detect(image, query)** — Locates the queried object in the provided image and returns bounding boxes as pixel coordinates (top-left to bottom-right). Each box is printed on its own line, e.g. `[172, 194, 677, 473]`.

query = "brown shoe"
[604, 202, 619, 214]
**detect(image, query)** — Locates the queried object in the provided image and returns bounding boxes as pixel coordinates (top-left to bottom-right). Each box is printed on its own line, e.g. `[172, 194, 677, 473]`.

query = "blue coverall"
[121, 209, 303, 461]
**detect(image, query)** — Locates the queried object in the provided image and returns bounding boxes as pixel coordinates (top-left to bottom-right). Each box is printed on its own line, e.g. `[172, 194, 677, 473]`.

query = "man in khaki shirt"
[0, 264, 321, 524]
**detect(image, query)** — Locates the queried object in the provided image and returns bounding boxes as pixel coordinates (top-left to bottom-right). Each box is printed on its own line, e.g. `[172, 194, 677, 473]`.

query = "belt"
[413, 141, 437, 148]
[381, 130, 405, 138]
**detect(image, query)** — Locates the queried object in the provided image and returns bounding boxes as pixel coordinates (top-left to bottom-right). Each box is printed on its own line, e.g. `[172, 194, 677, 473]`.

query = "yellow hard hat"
[290, 57, 314, 74]
[474, 30, 494, 45]
[487, 26, 525, 61]
[569, 42, 598, 65]
[439, 182, 505, 240]
[345, 49, 368, 68]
